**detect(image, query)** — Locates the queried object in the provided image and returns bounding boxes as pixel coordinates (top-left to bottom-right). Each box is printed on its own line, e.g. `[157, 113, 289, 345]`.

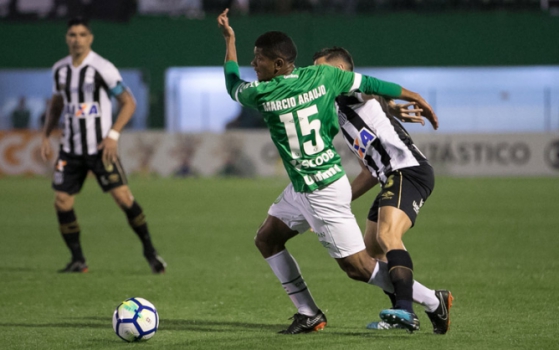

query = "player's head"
[66, 17, 93, 57]
[313, 47, 354, 72]
[252, 31, 297, 81]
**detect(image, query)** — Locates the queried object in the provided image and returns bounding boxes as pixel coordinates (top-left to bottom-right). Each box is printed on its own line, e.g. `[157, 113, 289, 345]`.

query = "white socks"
[368, 260, 439, 312]
[266, 250, 319, 317]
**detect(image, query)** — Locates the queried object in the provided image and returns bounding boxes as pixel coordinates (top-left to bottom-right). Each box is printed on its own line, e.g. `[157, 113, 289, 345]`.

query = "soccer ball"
[112, 297, 159, 342]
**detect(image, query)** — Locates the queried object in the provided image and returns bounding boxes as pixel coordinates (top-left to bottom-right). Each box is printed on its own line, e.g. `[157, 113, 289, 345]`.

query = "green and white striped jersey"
[224, 61, 401, 192]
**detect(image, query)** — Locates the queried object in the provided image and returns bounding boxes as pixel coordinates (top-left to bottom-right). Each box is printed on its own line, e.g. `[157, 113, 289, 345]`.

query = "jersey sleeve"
[224, 61, 259, 109]
[99, 61, 125, 97]
[327, 66, 402, 99]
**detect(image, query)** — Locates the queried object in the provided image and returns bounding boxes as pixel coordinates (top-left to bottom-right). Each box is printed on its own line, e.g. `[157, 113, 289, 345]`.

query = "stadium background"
[1, 0, 559, 178]
[0, 1, 558, 350]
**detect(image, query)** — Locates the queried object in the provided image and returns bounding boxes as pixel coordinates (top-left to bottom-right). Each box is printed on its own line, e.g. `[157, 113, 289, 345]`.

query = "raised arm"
[217, 9, 237, 64]
[218, 8, 246, 99]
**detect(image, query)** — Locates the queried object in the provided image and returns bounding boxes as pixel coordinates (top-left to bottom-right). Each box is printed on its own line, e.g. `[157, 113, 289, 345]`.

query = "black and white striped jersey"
[336, 94, 428, 184]
[52, 51, 124, 156]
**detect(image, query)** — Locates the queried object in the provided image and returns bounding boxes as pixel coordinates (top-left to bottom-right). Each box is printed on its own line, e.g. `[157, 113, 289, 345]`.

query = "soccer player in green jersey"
[218, 8, 438, 334]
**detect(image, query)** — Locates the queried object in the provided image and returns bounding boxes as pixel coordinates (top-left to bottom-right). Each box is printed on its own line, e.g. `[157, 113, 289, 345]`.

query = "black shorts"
[368, 162, 435, 226]
[52, 151, 128, 195]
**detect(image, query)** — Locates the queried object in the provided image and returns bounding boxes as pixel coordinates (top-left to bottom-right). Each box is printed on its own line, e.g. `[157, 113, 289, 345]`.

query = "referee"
[41, 18, 166, 274]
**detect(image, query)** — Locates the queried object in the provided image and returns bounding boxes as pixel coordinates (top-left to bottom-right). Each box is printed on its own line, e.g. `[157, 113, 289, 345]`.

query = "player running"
[218, 9, 438, 334]
[313, 47, 452, 334]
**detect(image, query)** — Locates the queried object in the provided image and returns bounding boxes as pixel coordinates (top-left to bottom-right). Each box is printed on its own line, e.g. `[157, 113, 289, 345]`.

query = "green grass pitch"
[0, 176, 558, 349]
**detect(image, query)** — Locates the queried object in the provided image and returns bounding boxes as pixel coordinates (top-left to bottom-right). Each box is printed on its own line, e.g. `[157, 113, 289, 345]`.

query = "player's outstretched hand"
[399, 87, 439, 130]
[415, 98, 439, 130]
[389, 101, 426, 125]
[217, 9, 234, 39]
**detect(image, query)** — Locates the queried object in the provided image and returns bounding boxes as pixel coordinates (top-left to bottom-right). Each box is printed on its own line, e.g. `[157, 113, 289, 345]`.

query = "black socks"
[124, 201, 155, 256]
[386, 249, 414, 313]
[57, 209, 84, 262]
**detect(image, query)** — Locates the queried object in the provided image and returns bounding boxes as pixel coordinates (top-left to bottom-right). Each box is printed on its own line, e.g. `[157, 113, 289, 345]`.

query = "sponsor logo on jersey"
[353, 128, 376, 159]
[64, 102, 100, 118]
[303, 164, 343, 185]
[290, 149, 336, 170]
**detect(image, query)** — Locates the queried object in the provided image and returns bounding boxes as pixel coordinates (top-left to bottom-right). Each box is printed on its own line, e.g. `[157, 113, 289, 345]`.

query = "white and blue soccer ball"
[112, 297, 159, 342]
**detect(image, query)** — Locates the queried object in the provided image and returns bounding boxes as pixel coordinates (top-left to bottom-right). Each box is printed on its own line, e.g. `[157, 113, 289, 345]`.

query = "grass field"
[0, 176, 558, 350]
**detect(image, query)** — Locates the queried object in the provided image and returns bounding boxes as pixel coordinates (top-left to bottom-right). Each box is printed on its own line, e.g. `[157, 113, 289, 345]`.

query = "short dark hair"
[67, 17, 92, 32]
[254, 31, 297, 64]
[313, 47, 354, 72]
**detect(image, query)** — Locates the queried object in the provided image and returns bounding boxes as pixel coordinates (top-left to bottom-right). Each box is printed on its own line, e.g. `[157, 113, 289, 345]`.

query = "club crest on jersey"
[65, 102, 100, 118]
[353, 128, 376, 158]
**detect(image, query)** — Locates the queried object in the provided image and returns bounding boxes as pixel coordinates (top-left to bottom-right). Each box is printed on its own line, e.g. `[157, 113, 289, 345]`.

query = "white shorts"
[268, 175, 366, 259]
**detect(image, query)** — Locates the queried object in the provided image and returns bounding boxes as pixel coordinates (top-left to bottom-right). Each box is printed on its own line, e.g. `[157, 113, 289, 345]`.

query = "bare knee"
[254, 216, 297, 259]
[377, 229, 403, 252]
[254, 225, 273, 256]
[110, 186, 134, 208]
[342, 264, 369, 282]
[54, 192, 74, 212]
[337, 251, 376, 283]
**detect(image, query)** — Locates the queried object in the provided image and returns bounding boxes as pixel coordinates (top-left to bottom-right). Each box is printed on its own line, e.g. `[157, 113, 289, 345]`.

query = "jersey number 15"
[279, 105, 325, 159]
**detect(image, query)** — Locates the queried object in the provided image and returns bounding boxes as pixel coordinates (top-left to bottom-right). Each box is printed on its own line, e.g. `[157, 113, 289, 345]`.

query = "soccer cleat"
[425, 290, 453, 334]
[145, 253, 167, 274]
[58, 260, 88, 273]
[379, 309, 420, 333]
[278, 310, 327, 334]
[366, 320, 404, 330]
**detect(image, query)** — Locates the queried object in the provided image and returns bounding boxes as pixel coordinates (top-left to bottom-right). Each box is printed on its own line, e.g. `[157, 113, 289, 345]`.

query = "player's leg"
[256, 184, 325, 334]
[92, 155, 166, 274]
[52, 152, 89, 273]
[376, 166, 447, 332]
[364, 219, 386, 261]
[303, 174, 421, 331]
[362, 217, 399, 329]
[109, 185, 166, 274]
[373, 170, 416, 325]
[54, 191, 88, 272]
[364, 210, 399, 311]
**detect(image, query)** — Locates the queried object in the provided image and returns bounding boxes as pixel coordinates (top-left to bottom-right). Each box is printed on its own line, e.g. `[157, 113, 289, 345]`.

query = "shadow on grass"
[0, 317, 412, 339]
[76, 317, 403, 337]
[77, 316, 286, 331]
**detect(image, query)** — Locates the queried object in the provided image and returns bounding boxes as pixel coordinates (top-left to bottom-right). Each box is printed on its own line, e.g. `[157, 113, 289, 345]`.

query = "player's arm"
[357, 75, 438, 129]
[41, 94, 64, 161]
[218, 9, 259, 109]
[361, 94, 426, 125]
[98, 88, 136, 166]
[351, 161, 379, 201]
[218, 8, 237, 64]
[218, 8, 240, 96]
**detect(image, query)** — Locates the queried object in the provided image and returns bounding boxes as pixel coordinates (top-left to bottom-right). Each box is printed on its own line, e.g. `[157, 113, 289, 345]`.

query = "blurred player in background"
[41, 18, 166, 274]
[218, 9, 439, 334]
[313, 47, 452, 334]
